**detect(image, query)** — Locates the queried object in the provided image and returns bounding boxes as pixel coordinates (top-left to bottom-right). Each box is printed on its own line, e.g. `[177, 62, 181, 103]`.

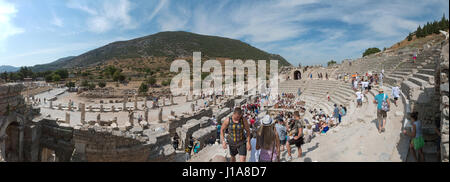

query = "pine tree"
[417, 26, 423, 38]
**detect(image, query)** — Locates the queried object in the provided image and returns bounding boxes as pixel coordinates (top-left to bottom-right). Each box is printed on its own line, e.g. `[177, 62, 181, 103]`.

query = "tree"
[362, 47, 381, 57]
[98, 81, 106, 88]
[1, 72, 8, 82]
[112, 71, 125, 82]
[54, 69, 68, 79]
[147, 77, 157, 86]
[327, 60, 337, 67]
[138, 82, 148, 94]
[45, 74, 53, 82]
[65, 82, 75, 88]
[407, 33, 413, 41]
[52, 74, 61, 82]
[416, 26, 423, 38]
[81, 80, 89, 87]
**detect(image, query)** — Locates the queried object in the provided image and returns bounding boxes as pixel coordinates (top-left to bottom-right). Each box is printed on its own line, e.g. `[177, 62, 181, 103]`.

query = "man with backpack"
[373, 88, 390, 133]
[220, 107, 251, 162]
[286, 111, 304, 161]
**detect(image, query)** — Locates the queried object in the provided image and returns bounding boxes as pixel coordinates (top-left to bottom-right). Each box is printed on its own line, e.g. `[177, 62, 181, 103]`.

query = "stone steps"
[417, 69, 435, 76]
[407, 77, 431, 88]
[412, 73, 434, 84]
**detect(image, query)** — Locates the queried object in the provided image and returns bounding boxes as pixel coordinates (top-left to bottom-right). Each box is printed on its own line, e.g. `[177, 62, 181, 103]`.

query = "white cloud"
[51, 12, 63, 27]
[67, 0, 136, 33]
[147, 0, 168, 22]
[0, 0, 24, 51]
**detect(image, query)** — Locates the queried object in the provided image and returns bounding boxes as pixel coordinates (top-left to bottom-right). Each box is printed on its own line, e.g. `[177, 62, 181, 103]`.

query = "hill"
[0, 65, 19, 72]
[31, 56, 76, 72]
[33, 31, 291, 72]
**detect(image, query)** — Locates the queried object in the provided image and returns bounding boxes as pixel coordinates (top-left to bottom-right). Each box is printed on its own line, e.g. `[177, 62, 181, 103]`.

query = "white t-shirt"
[392, 86, 400, 98]
[356, 91, 362, 100]
[362, 82, 369, 88]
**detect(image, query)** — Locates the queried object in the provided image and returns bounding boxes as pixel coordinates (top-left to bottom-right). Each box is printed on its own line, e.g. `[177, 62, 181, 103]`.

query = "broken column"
[129, 111, 134, 127]
[68, 101, 72, 111]
[158, 107, 163, 123]
[162, 97, 166, 106]
[170, 95, 174, 105]
[144, 97, 148, 108]
[65, 112, 70, 124]
[58, 103, 62, 110]
[100, 105, 104, 112]
[96, 114, 101, 124]
[49, 101, 53, 109]
[123, 95, 128, 111]
[134, 94, 138, 110]
[144, 107, 149, 122]
[80, 103, 86, 124]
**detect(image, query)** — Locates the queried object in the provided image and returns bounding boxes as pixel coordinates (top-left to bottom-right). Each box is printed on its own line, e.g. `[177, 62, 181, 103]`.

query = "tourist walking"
[403, 112, 424, 162]
[332, 104, 340, 125]
[220, 108, 251, 162]
[356, 90, 362, 107]
[286, 111, 304, 161]
[391, 84, 400, 107]
[256, 115, 280, 162]
[373, 88, 390, 133]
[275, 118, 287, 152]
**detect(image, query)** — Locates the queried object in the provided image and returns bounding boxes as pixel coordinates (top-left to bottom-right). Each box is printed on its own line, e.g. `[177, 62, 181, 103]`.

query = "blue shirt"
[374, 93, 388, 110]
[333, 107, 340, 117]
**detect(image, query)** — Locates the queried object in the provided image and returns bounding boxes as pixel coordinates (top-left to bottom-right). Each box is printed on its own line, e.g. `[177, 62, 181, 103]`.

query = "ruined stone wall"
[168, 107, 212, 136]
[38, 119, 74, 162]
[0, 83, 25, 116]
[72, 124, 175, 162]
[437, 41, 449, 162]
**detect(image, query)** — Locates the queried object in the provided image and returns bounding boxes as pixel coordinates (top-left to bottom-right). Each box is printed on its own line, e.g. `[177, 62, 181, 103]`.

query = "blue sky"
[0, 0, 448, 67]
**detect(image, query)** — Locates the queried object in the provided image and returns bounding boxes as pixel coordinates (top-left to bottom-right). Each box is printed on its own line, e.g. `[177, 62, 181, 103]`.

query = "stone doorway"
[3, 122, 20, 162]
[294, 70, 302, 80]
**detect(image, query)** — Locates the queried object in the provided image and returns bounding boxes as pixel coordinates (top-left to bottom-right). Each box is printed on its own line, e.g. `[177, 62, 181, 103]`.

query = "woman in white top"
[391, 85, 400, 107]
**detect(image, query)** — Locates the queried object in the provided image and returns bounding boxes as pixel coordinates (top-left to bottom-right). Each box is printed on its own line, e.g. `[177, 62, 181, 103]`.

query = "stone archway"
[294, 70, 302, 80]
[2, 122, 20, 162]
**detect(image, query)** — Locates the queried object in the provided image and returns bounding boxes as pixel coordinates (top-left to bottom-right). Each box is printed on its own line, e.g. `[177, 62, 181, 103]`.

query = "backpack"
[381, 94, 390, 112]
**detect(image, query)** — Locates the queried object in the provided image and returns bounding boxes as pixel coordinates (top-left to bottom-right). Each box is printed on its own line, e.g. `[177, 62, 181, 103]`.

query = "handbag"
[381, 94, 390, 112]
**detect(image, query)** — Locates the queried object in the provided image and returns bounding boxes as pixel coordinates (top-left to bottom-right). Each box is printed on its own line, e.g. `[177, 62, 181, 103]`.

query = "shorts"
[357, 99, 362, 104]
[288, 137, 304, 148]
[377, 109, 387, 120]
[412, 136, 424, 150]
[229, 143, 247, 157]
[280, 139, 287, 145]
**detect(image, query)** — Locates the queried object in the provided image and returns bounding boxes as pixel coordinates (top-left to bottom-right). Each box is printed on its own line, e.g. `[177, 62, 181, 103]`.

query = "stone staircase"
[385, 45, 442, 162]
[278, 79, 356, 118]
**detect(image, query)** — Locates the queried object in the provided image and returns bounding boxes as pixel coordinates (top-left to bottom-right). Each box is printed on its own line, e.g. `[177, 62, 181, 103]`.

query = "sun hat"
[261, 115, 274, 126]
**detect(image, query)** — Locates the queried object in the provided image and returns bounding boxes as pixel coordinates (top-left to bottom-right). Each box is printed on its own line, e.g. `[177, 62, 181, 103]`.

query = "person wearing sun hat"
[374, 87, 390, 133]
[255, 115, 280, 162]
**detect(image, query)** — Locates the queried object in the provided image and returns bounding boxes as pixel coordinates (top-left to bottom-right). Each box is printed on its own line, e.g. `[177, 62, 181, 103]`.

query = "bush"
[66, 82, 75, 88]
[147, 77, 157, 85]
[98, 81, 106, 88]
[139, 82, 148, 93]
[161, 79, 170, 86]
[52, 74, 61, 82]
